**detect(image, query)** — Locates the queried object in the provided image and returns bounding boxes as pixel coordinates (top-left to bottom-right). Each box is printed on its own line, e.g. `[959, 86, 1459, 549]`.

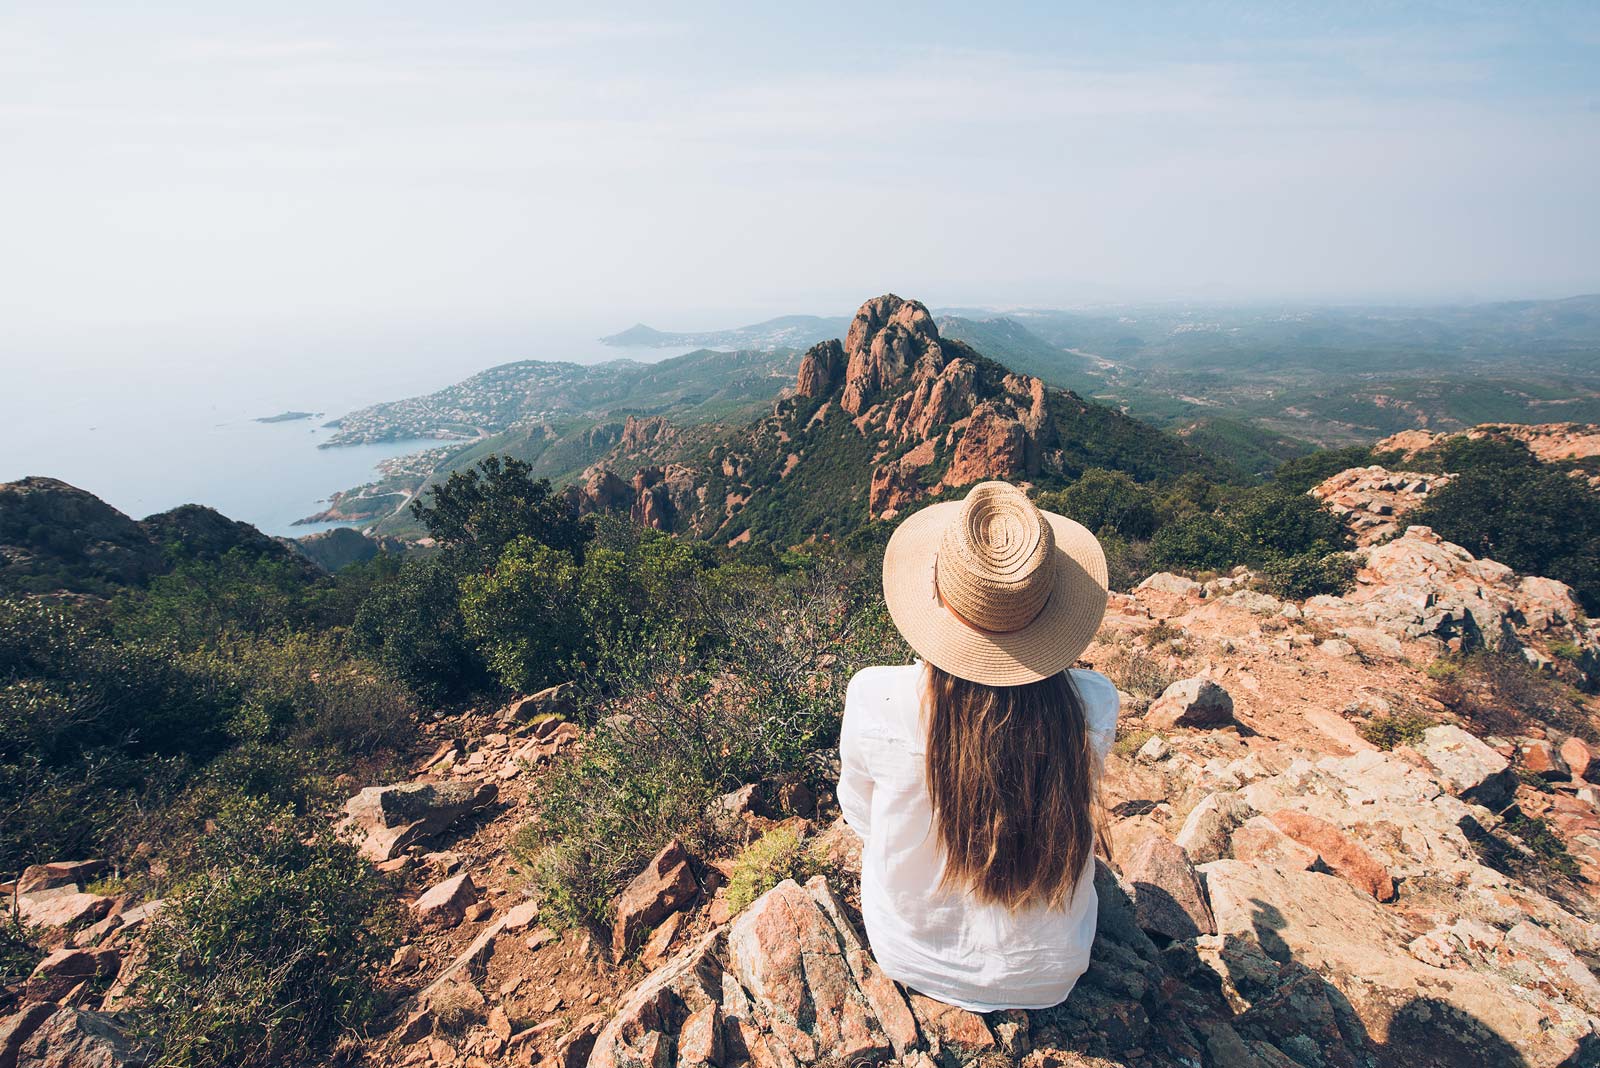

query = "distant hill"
[325, 347, 802, 447]
[313, 347, 805, 530]
[288, 526, 407, 571]
[599, 314, 850, 352]
[935, 315, 1099, 390]
[1174, 417, 1316, 479]
[0, 478, 319, 596]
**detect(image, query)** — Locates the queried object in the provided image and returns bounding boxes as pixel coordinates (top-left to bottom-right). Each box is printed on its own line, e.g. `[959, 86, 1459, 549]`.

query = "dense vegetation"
[1407, 437, 1600, 613]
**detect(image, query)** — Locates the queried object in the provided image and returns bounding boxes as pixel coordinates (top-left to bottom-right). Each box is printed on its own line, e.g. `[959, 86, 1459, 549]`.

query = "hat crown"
[936, 482, 1055, 633]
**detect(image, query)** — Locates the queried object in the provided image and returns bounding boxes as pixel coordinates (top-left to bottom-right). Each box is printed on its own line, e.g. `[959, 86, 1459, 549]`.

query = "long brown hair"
[924, 664, 1103, 911]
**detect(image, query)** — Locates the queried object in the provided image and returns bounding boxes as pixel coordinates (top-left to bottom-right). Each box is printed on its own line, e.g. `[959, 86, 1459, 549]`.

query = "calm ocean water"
[1, 323, 699, 537]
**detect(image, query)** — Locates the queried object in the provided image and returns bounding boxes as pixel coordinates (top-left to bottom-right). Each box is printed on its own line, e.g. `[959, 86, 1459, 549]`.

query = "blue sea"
[0, 321, 699, 537]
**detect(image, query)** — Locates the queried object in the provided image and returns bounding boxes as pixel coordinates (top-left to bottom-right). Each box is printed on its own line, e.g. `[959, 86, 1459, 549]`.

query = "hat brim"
[882, 501, 1109, 687]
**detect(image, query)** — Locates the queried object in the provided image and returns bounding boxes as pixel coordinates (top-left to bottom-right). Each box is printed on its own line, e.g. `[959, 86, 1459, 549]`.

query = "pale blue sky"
[3, 1, 1598, 351]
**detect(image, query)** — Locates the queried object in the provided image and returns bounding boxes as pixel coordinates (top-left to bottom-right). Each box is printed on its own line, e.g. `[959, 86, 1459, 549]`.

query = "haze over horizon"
[3, 0, 1599, 369]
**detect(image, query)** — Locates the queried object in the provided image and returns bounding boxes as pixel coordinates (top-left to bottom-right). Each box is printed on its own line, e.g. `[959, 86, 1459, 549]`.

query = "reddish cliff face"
[795, 339, 846, 400]
[566, 293, 1068, 536]
[838, 295, 945, 415]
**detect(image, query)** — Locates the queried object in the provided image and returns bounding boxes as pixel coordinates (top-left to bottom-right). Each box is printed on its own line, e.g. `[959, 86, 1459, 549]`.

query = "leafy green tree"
[135, 795, 399, 1068]
[1149, 514, 1243, 572]
[1228, 485, 1349, 561]
[114, 549, 323, 649]
[1273, 445, 1377, 494]
[1258, 551, 1358, 599]
[1037, 469, 1160, 540]
[411, 456, 590, 563]
[352, 554, 487, 702]
[459, 537, 584, 694]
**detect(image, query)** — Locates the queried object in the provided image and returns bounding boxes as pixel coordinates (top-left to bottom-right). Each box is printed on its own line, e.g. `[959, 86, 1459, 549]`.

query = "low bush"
[0, 913, 40, 990]
[1096, 633, 1177, 700]
[1257, 552, 1358, 600]
[517, 558, 905, 928]
[134, 795, 401, 1068]
[725, 826, 825, 914]
[1356, 709, 1434, 751]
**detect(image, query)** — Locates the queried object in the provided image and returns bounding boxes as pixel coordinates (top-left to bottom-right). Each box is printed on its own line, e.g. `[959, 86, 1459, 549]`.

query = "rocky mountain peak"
[839, 294, 944, 415]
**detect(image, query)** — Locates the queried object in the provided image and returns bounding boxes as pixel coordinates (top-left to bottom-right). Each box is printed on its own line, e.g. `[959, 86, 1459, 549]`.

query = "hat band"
[934, 555, 1053, 636]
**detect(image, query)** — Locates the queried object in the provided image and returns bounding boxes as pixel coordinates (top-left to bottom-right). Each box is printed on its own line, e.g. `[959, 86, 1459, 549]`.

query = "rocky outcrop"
[342, 780, 498, 862]
[795, 340, 846, 400]
[1200, 861, 1595, 1067]
[1119, 833, 1216, 940]
[840, 296, 943, 415]
[570, 468, 635, 517]
[943, 402, 1028, 487]
[1411, 724, 1517, 809]
[1378, 422, 1600, 484]
[612, 840, 699, 960]
[867, 441, 936, 519]
[621, 415, 677, 454]
[1310, 465, 1454, 546]
[414, 872, 479, 929]
[17, 1009, 149, 1068]
[1303, 525, 1599, 662]
[1146, 677, 1235, 730]
[26, 947, 122, 1002]
[631, 465, 701, 531]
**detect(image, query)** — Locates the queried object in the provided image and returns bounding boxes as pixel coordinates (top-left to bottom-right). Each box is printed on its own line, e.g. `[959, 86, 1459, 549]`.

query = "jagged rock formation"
[568, 294, 1208, 542]
[1310, 465, 1454, 546]
[1301, 524, 1596, 662]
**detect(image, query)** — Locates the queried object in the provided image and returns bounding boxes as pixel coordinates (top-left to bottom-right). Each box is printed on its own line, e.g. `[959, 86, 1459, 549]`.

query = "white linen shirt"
[836, 662, 1119, 1012]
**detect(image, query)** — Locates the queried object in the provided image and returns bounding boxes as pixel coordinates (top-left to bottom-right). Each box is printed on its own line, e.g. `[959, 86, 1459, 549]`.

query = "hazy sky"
[4, 0, 1599, 348]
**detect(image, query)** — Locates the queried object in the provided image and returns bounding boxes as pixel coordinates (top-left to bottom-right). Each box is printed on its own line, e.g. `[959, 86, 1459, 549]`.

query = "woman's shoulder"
[844, 664, 925, 736]
[1068, 668, 1121, 734]
[847, 663, 924, 697]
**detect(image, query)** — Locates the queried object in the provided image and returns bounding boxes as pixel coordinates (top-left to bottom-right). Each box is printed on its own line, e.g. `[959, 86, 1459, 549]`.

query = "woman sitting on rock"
[839, 479, 1117, 1011]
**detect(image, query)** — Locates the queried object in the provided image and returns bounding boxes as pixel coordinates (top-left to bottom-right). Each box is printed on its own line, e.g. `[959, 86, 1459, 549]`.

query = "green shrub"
[1357, 709, 1433, 751]
[410, 455, 591, 565]
[460, 537, 584, 694]
[1272, 446, 1377, 494]
[1411, 447, 1600, 614]
[1257, 552, 1358, 599]
[1097, 636, 1176, 700]
[1150, 514, 1242, 572]
[1111, 728, 1156, 760]
[518, 559, 905, 928]
[1498, 808, 1580, 882]
[1036, 469, 1160, 541]
[725, 827, 824, 914]
[1148, 484, 1350, 585]
[134, 795, 400, 1068]
[0, 913, 41, 990]
[353, 553, 488, 703]
[1551, 640, 1584, 664]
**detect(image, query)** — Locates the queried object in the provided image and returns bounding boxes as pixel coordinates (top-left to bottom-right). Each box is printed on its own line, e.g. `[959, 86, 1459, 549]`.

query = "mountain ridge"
[565, 294, 1216, 546]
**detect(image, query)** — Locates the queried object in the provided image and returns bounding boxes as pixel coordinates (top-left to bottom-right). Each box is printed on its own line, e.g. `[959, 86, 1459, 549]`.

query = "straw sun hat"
[882, 481, 1109, 687]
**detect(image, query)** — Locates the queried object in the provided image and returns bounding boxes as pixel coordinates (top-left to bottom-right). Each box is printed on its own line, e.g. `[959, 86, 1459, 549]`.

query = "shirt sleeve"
[837, 672, 875, 839]
[1073, 669, 1121, 765]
